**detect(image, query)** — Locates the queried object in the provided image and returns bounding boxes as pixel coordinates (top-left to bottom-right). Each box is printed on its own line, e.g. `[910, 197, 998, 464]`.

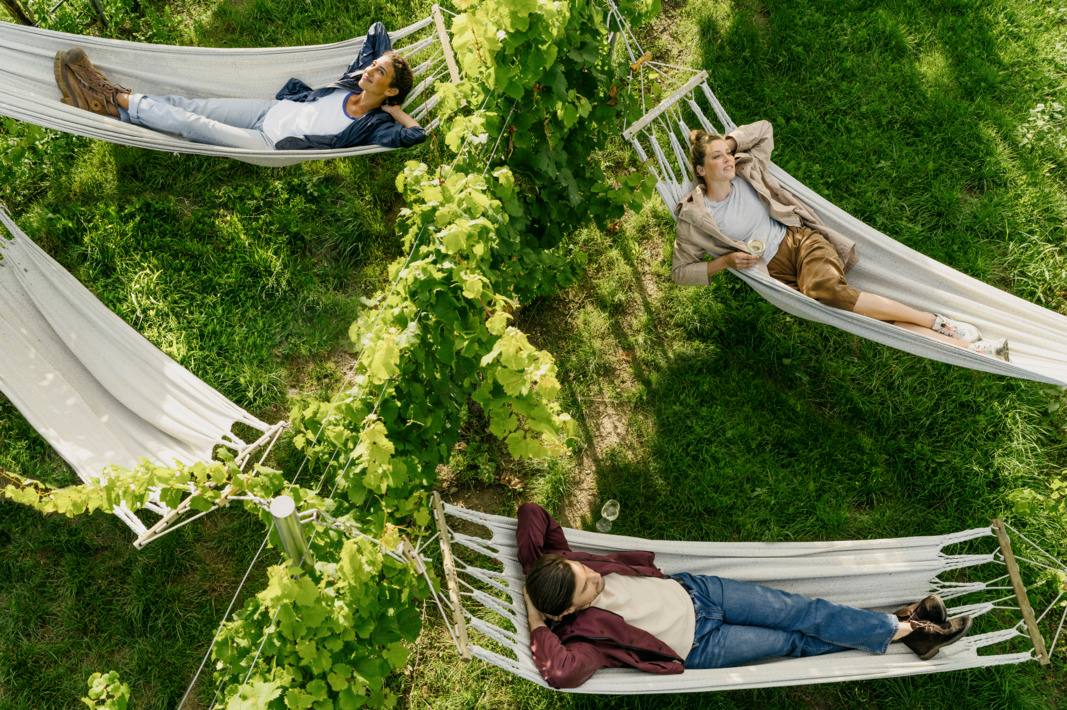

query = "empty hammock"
[431, 499, 1062, 694]
[0, 207, 285, 545]
[0, 6, 460, 166]
[605, 4, 1067, 385]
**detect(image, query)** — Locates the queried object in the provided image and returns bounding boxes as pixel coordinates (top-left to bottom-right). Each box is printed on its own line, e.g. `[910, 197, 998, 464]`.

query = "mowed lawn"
[2, 1, 1066, 709]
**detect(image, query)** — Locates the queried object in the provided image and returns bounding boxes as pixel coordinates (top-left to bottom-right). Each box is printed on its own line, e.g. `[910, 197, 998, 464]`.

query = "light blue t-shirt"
[703, 178, 786, 264]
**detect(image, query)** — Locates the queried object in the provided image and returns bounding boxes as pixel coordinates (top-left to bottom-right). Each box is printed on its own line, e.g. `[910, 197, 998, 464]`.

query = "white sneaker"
[968, 338, 1010, 362]
[932, 314, 982, 343]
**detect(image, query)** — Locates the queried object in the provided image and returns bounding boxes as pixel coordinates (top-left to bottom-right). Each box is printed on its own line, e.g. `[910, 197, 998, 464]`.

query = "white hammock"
[0, 6, 460, 166]
[433, 500, 1060, 694]
[605, 3, 1067, 385]
[0, 207, 285, 544]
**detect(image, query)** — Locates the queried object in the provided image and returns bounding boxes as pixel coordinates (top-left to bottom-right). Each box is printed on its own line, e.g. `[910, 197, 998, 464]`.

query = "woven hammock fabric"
[625, 71, 1067, 385]
[442, 503, 1032, 694]
[0, 16, 450, 166]
[0, 208, 273, 533]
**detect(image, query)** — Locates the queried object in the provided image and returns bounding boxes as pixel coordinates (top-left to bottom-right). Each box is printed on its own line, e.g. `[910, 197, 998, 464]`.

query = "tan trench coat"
[671, 120, 859, 286]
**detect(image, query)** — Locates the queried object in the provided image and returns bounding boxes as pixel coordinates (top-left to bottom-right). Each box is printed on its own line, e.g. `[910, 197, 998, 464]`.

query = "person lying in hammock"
[672, 121, 1009, 361]
[52, 22, 424, 151]
[519, 502, 973, 689]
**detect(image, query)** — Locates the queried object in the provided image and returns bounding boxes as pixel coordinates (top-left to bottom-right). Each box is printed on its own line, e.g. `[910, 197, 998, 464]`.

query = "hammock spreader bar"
[609, 0, 1067, 385]
[431, 491, 472, 660]
[993, 518, 1051, 665]
[428, 500, 1061, 694]
[0, 5, 461, 166]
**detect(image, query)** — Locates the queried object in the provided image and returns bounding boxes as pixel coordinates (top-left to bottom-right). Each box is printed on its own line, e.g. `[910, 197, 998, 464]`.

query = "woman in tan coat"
[672, 121, 1008, 360]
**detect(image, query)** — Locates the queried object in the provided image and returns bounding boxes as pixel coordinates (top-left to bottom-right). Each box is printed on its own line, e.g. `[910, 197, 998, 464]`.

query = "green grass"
[413, 0, 1067, 708]
[1, 1, 436, 708]
[2, 0, 1067, 708]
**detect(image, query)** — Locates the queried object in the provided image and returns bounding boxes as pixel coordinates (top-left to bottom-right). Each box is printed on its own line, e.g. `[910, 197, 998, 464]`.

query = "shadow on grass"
[0, 498, 270, 710]
[694, 0, 1061, 280]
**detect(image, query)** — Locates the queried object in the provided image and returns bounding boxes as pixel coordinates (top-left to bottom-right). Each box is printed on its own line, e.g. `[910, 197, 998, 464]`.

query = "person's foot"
[932, 314, 982, 343]
[894, 595, 947, 624]
[54, 47, 128, 117]
[968, 338, 1010, 362]
[903, 616, 973, 661]
[54, 50, 76, 106]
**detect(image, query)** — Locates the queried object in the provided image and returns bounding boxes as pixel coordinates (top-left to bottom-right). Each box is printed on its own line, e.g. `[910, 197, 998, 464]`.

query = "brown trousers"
[766, 226, 861, 311]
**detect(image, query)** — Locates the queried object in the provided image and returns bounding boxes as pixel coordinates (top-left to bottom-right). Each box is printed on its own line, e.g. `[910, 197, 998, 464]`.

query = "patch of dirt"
[516, 226, 668, 528]
[435, 463, 512, 518]
[641, 0, 691, 69]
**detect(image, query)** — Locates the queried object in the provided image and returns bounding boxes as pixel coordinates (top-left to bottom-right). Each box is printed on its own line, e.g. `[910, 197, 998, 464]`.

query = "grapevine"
[2, 0, 659, 706]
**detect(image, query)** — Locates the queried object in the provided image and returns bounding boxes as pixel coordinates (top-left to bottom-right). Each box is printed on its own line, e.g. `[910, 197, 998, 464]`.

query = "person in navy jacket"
[518, 502, 973, 689]
[54, 22, 425, 151]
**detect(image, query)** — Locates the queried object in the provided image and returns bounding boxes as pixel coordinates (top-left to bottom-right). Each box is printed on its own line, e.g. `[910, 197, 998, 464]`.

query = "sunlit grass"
[2, 0, 1067, 708]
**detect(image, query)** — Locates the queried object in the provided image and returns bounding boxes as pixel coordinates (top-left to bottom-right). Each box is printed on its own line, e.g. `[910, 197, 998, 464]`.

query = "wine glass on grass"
[596, 499, 620, 533]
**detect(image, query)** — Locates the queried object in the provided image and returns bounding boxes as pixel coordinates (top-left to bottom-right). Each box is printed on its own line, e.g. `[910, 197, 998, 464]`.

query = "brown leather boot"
[903, 616, 972, 661]
[54, 50, 77, 107]
[55, 47, 129, 117]
[893, 595, 947, 624]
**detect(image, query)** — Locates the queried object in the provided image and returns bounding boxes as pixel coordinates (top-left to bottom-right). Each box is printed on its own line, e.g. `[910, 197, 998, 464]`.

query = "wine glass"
[748, 239, 766, 256]
[596, 499, 620, 533]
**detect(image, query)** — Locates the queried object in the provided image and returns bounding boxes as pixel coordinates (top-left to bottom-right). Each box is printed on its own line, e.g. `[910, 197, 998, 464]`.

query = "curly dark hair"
[384, 50, 414, 106]
[525, 554, 576, 618]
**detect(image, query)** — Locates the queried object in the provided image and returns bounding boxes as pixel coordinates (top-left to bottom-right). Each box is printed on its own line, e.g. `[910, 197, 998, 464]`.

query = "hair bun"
[689, 128, 705, 146]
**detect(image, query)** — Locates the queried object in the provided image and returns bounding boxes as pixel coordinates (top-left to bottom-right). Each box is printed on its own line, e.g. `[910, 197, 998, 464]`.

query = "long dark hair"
[689, 128, 726, 187]
[526, 554, 575, 617]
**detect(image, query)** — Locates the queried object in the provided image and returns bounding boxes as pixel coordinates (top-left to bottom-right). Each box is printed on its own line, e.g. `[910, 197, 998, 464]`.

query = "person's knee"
[821, 287, 860, 311]
[800, 276, 858, 310]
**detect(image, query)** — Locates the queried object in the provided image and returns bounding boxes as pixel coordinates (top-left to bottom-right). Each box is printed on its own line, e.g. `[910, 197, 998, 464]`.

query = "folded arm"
[727, 120, 774, 164]
[345, 21, 393, 77]
[381, 104, 421, 129]
[529, 626, 610, 689]
[516, 502, 571, 573]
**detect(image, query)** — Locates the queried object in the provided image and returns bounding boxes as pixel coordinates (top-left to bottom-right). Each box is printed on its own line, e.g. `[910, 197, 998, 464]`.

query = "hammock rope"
[179, 85, 510, 707]
[0, 5, 461, 166]
[0, 206, 287, 545]
[605, 0, 1067, 385]
[427, 498, 1062, 693]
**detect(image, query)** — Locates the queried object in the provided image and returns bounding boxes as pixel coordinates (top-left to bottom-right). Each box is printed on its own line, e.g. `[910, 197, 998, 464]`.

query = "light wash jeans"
[123, 94, 278, 150]
[671, 573, 898, 668]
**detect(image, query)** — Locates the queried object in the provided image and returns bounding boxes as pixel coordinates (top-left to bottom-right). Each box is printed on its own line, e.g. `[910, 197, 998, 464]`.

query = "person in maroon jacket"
[517, 502, 973, 689]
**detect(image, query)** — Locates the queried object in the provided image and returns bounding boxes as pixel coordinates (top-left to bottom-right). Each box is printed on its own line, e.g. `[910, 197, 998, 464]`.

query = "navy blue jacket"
[272, 22, 426, 151]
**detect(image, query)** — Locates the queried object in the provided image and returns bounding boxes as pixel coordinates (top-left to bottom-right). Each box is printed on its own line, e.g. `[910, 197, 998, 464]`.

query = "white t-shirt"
[261, 89, 359, 146]
[591, 575, 696, 659]
[704, 177, 787, 264]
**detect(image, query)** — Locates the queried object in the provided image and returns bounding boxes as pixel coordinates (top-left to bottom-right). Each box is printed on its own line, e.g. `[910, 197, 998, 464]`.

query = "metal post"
[271, 496, 311, 572]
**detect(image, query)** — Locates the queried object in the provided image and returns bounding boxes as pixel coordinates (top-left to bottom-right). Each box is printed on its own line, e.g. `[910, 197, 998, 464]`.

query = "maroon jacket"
[517, 503, 685, 688]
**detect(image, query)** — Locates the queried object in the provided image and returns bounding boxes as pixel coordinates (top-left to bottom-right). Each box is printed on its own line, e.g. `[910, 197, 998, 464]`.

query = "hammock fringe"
[608, 0, 1067, 384]
[0, 5, 461, 166]
[426, 501, 1061, 693]
[0, 206, 286, 544]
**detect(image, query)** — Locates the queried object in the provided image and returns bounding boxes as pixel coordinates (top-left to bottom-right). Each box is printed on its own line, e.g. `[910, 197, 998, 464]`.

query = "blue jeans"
[124, 94, 277, 150]
[672, 573, 898, 669]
